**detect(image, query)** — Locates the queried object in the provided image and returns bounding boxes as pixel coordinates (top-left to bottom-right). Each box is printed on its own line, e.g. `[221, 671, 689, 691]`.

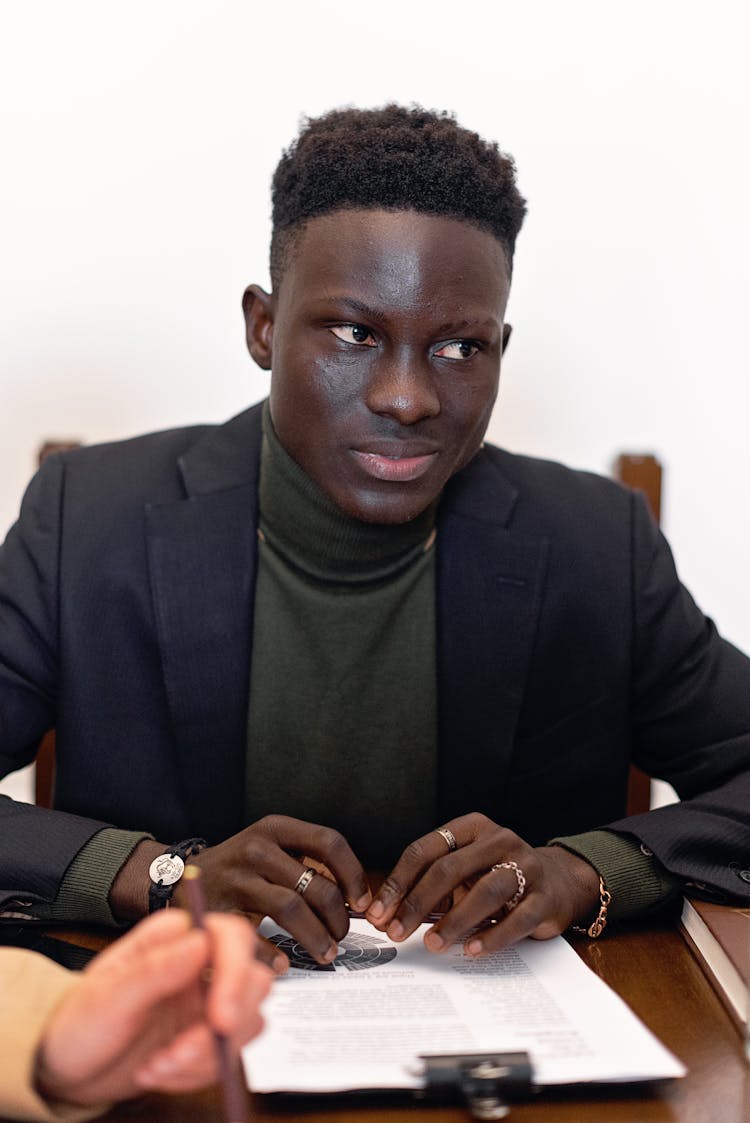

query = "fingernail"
[368, 900, 384, 920]
[273, 955, 289, 975]
[467, 938, 482, 956]
[355, 891, 372, 911]
[425, 930, 444, 951]
[323, 944, 339, 963]
[387, 919, 404, 941]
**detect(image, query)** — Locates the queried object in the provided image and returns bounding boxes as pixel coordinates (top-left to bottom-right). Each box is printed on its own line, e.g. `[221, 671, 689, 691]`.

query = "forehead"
[276, 209, 511, 321]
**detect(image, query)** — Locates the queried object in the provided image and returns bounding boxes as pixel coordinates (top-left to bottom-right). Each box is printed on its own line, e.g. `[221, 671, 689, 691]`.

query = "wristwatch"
[148, 837, 207, 912]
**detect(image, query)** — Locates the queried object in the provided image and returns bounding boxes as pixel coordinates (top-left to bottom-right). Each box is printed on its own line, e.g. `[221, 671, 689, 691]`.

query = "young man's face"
[245, 208, 511, 524]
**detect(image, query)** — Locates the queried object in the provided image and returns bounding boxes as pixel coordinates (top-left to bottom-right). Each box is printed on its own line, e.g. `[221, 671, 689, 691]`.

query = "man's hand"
[34, 910, 272, 1108]
[111, 816, 371, 971]
[191, 815, 371, 968]
[366, 813, 601, 955]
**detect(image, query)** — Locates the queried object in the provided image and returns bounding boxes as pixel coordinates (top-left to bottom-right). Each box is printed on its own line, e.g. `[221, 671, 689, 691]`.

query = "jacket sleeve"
[607, 490, 750, 900]
[0, 457, 111, 912]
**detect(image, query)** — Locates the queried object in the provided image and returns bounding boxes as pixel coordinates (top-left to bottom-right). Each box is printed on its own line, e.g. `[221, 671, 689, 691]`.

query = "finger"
[367, 818, 478, 930]
[135, 1024, 217, 1091]
[292, 863, 353, 940]
[424, 865, 532, 953]
[261, 881, 343, 964]
[366, 834, 449, 928]
[463, 894, 551, 956]
[382, 847, 496, 942]
[264, 816, 371, 912]
[265, 848, 353, 941]
[88, 926, 210, 1007]
[203, 915, 273, 1036]
[254, 933, 290, 975]
[87, 910, 194, 975]
[230, 835, 352, 942]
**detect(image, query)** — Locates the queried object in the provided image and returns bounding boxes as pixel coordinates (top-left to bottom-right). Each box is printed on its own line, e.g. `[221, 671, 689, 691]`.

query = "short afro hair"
[270, 104, 527, 287]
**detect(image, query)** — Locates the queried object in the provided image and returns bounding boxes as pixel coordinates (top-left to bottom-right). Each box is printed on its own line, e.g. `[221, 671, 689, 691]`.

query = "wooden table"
[4, 920, 748, 1123]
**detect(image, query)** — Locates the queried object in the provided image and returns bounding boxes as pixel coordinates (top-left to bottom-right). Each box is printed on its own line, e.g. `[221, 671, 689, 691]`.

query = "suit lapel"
[145, 405, 263, 842]
[436, 449, 548, 821]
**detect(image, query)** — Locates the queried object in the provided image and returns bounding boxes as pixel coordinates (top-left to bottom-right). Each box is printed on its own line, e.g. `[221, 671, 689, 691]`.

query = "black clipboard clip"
[416, 1051, 534, 1119]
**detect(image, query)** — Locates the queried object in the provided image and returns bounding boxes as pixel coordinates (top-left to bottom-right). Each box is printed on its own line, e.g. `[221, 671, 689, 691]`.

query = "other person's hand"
[366, 813, 601, 955]
[34, 909, 272, 1108]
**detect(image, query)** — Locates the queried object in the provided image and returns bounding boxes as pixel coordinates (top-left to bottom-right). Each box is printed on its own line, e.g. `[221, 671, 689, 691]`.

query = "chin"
[342, 492, 435, 526]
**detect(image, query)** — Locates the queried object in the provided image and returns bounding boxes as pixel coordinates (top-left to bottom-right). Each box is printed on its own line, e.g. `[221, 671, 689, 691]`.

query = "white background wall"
[1, 1, 749, 805]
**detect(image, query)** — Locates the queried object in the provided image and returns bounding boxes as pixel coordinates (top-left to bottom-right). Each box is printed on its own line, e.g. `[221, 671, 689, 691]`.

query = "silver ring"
[490, 860, 526, 911]
[294, 868, 316, 896]
[436, 827, 458, 852]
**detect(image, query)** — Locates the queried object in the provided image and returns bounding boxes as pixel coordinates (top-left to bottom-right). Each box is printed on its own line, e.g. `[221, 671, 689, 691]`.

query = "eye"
[434, 340, 480, 360]
[330, 324, 377, 346]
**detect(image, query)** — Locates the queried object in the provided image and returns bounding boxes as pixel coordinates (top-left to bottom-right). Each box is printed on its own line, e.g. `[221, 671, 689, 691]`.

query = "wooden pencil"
[182, 864, 249, 1123]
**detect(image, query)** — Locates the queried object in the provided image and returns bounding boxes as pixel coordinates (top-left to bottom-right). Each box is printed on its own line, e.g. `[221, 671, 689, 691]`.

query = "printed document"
[243, 919, 684, 1093]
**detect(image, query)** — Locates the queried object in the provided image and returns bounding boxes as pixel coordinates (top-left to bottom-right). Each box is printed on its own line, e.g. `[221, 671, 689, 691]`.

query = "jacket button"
[737, 870, 750, 883]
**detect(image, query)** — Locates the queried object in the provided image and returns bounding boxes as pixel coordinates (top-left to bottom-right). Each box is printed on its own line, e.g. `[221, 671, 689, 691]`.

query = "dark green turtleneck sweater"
[245, 408, 438, 868]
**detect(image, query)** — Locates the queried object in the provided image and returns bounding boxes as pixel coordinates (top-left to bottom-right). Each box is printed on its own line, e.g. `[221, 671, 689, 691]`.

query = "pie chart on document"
[268, 928, 398, 972]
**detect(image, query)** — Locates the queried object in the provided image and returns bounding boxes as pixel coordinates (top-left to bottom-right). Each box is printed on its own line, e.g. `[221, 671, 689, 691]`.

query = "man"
[2, 105, 750, 969]
[1, 909, 271, 1121]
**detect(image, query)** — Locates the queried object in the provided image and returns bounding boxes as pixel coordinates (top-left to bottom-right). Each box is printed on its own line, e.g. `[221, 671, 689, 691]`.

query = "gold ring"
[294, 868, 316, 896]
[436, 827, 458, 852]
[490, 860, 526, 911]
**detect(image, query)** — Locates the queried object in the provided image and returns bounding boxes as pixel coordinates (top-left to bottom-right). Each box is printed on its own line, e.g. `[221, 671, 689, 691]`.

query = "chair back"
[614, 453, 662, 815]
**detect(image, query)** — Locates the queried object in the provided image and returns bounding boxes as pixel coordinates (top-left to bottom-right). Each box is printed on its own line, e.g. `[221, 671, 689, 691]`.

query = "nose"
[364, 351, 440, 425]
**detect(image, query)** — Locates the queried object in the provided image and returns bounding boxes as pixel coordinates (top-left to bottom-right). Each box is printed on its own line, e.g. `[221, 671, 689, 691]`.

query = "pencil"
[182, 864, 249, 1123]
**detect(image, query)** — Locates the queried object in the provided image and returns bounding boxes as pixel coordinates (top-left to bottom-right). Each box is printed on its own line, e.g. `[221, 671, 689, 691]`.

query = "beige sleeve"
[0, 949, 107, 1122]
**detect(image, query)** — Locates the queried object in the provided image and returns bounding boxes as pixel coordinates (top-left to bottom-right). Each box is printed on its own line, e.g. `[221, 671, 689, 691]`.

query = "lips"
[351, 448, 438, 483]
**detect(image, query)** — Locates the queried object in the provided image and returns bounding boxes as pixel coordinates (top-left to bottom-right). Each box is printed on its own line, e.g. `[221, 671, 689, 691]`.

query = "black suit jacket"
[2, 401, 750, 910]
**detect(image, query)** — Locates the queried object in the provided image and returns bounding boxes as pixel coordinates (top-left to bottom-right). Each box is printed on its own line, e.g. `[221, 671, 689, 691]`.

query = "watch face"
[149, 854, 185, 886]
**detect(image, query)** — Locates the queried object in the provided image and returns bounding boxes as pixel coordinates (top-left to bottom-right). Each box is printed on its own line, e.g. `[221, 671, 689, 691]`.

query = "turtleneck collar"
[258, 402, 437, 584]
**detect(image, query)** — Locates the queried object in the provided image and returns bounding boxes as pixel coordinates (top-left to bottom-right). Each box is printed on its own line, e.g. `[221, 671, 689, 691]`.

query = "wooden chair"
[32, 444, 662, 814]
[35, 730, 57, 809]
[614, 453, 662, 814]
[34, 440, 82, 809]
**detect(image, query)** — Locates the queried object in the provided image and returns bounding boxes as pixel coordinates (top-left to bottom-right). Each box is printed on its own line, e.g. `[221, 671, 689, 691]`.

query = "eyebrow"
[433, 316, 500, 336]
[312, 297, 500, 335]
[313, 296, 390, 325]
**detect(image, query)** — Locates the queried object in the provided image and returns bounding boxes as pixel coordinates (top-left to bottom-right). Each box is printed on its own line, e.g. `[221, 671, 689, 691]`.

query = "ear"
[242, 284, 275, 370]
[501, 323, 512, 354]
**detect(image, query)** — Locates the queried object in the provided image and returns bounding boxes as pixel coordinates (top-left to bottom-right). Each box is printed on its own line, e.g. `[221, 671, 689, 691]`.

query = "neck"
[258, 403, 437, 582]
